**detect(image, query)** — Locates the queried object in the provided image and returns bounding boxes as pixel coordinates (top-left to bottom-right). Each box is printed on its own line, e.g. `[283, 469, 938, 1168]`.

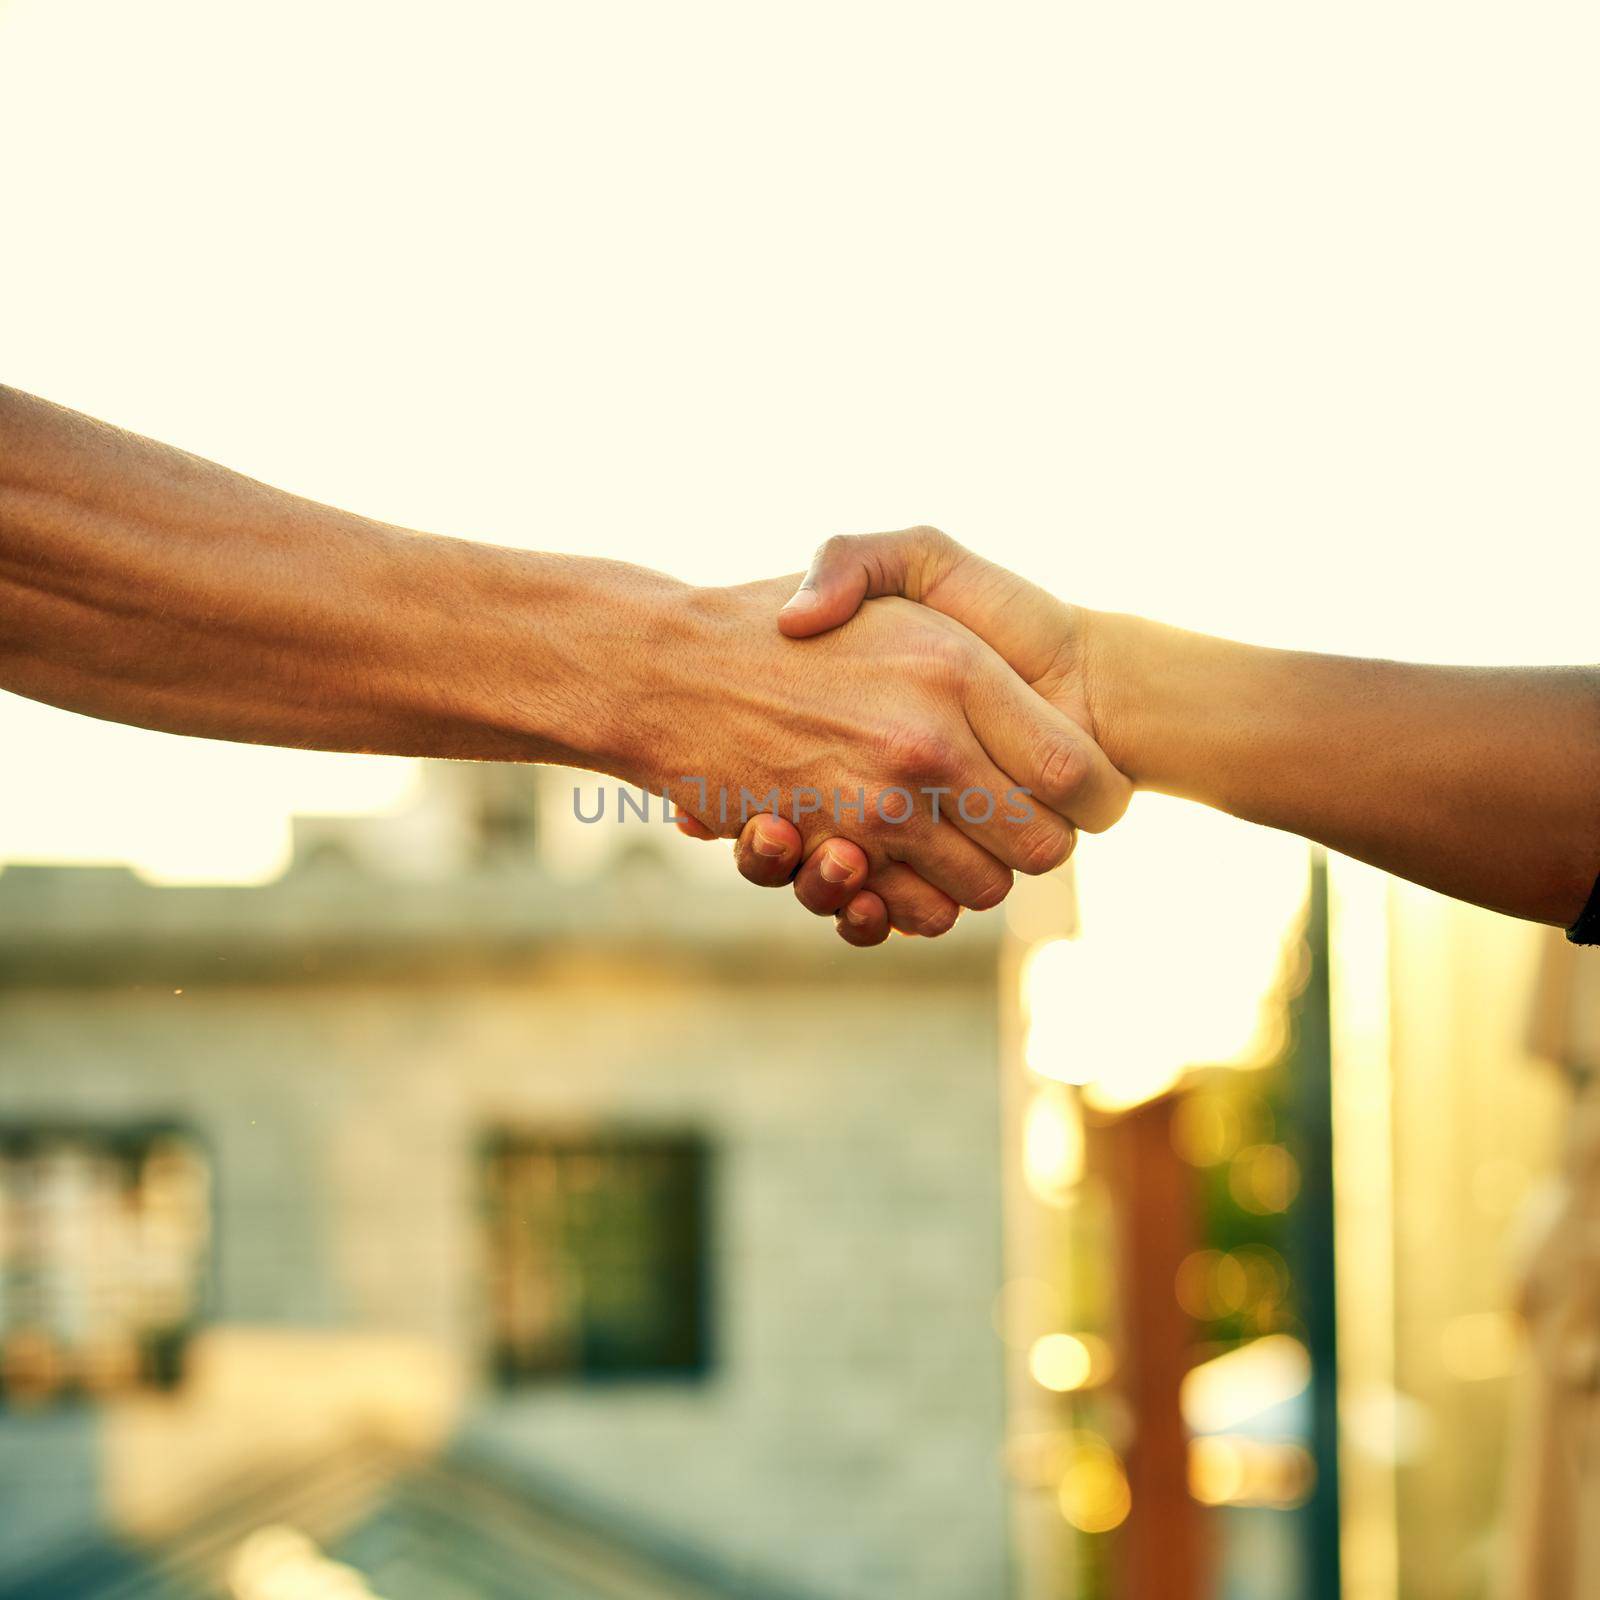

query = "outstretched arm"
[1086, 608, 1600, 927]
[0, 386, 672, 770]
[0, 392, 1115, 916]
[745, 526, 1600, 933]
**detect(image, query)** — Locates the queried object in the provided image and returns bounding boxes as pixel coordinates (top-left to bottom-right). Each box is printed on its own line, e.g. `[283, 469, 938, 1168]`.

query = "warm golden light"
[1023, 798, 1310, 1116]
[1081, 1056, 1186, 1117]
[1170, 1091, 1244, 1167]
[230, 1525, 383, 1599]
[1057, 1433, 1132, 1534]
[1228, 1144, 1302, 1215]
[1021, 1083, 1085, 1205]
[1175, 1249, 1249, 1322]
[1470, 1159, 1529, 1220]
[1232, 1245, 1291, 1327]
[1188, 1433, 1247, 1505]
[1020, 940, 1096, 1085]
[1029, 1333, 1092, 1393]
[1439, 1311, 1518, 1383]
[1180, 1335, 1312, 1436]
[1188, 1435, 1316, 1509]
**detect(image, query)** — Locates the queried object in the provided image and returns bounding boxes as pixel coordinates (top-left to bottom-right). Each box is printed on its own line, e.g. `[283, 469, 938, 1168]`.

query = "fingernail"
[845, 902, 871, 925]
[819, 851, 853, 884]
[781, 586, 819, 613]
[751, 827, 786, 858]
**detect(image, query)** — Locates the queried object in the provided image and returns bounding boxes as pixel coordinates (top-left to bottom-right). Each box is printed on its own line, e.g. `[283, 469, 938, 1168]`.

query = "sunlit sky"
[1, 0, 1595, 882]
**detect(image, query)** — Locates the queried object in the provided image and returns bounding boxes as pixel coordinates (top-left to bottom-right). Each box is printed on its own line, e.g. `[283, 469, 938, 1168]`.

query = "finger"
[891, 819, 1014, 912]
[964, 654, 1133, 836]
[676, 814, 718, 840]
[927, 745, 1080, 877]
[866, 861, 962, 937]
[836, 891, 891, 947]
[793, 838, 872, 915]
[732, 813, 805, 887]
[777, 526, 963, 638]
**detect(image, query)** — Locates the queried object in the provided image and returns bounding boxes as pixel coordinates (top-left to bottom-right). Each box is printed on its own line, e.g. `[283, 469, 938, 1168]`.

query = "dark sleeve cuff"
[1568, 872, 1600, 946]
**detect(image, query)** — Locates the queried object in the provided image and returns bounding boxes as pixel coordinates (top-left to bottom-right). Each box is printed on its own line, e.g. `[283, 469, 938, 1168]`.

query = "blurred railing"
[0, 1436, 821, 1600]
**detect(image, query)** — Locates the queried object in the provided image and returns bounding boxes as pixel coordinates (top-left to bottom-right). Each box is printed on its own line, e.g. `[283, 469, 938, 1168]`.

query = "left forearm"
[0, 385, 680, 771]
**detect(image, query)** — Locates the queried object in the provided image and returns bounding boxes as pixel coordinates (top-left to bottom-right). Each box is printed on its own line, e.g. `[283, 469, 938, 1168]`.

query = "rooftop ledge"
[0, 861, 1002, 988]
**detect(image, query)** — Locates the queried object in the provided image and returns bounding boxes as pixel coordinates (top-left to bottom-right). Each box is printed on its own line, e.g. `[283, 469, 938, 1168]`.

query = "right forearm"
[1085, 609, 1600, 926]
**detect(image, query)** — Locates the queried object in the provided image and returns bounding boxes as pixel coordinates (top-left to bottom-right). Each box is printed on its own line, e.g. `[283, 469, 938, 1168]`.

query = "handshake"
[4, 384, 1591, 943]
[646, 526, 1134, 949]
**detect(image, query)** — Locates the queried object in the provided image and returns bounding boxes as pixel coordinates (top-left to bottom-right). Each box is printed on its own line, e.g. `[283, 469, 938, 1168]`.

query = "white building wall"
[0, 946, 1007, 1600]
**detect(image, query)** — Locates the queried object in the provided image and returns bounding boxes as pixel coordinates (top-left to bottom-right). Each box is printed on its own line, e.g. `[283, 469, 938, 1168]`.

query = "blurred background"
[1, 2, 1595, 1597]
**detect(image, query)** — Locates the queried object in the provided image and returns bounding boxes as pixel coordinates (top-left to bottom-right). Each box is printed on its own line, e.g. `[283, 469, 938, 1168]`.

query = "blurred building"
[996, 842, 1574, 1600]
[3, 770, 1578, 1600]
[0, 766, 1009, 1600]
[1328, 872, 1569, 1600]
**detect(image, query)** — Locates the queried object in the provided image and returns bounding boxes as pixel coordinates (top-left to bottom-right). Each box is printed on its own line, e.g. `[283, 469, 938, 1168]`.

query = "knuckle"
[906, 627, 974, 691]
[876, 724, 957, 785]
[927, 630, 973, 678]
[964, 865, 1015, 913]
[1014, 819, 1076, 876]
[918, 900, 960, 938]
[1037, 736, 1091, 804]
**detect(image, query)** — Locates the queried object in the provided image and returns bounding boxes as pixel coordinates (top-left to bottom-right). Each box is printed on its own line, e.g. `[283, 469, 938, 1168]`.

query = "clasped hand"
[669, 527, 1130, 947]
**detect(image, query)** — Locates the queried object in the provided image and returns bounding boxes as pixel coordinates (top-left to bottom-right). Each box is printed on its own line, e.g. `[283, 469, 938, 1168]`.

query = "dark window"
[0, 1126, 210, 1406]
[482, 1132, 710, 1382]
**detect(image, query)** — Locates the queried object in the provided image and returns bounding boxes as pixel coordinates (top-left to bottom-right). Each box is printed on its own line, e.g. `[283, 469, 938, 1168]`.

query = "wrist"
[1078, 608, 1189, 792]
[1085, 609, 1274, 809]
[541, 564, 705, 785]
[402, 540, 696, 780]
[588, 576, 726, 789]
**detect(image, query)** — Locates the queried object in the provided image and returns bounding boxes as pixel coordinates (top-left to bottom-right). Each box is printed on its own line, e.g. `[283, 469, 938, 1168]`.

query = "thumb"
[778, 527, 954, 638]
